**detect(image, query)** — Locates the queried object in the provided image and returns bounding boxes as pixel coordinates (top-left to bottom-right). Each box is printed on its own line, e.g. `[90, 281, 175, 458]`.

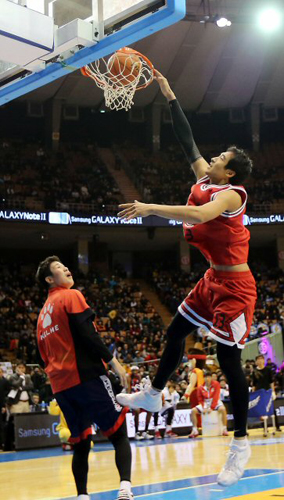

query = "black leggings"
[153, 312, 196, 390]
[72, 420, 131, 496]
[72, 436, 91, 496]
[217, 342, 248, 437]
[108, 420, 132, 482]
[152, 311, 248, 438]
[154, 407, 174, 427]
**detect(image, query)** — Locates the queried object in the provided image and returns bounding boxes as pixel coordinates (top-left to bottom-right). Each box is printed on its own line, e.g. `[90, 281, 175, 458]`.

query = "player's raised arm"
[154, 70, 209, 181]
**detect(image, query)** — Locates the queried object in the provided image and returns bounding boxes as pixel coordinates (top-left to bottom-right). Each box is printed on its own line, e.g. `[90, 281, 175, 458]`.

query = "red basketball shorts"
[178, 268, 257, 349]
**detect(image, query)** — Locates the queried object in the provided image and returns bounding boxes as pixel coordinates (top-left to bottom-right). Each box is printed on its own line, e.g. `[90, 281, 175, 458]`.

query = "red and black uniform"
[153, 98, 255, 439]
[178, 175, 257, 349]
[37, 287, 127, 443]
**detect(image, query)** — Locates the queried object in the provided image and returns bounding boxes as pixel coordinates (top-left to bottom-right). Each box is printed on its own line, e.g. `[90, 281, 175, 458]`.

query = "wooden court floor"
[1, 429, 284, 500]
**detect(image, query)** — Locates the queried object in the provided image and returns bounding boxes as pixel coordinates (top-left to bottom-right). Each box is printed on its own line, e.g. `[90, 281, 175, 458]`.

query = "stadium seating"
[1, 140, 284, 214]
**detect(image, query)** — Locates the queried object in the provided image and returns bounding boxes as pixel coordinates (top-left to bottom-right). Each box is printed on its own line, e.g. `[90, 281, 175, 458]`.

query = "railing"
[248, 203, 284, 214]
[55, 201, 118, 214]
[0, 199, 119, 214]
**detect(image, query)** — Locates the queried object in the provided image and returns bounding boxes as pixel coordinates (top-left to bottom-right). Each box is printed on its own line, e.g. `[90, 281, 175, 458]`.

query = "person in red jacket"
[36, 256, 133, 500]
[189, 371, 228, 438]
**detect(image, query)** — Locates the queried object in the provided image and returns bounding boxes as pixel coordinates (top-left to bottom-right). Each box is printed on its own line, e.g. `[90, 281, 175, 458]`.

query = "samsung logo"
[243, 214, 284, 226]
[0, 210, 46, 221]
[18, 427, 51, 438]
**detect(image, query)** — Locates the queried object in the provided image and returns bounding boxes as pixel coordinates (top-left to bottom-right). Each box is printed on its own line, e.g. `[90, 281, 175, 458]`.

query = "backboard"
[0, 0, 186, 105]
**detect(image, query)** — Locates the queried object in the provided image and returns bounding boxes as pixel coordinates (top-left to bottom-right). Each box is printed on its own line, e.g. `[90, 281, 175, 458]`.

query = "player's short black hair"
[36, 255, 62, 287]
[226, 146, 253, 185]
[204, 370, 212, 377]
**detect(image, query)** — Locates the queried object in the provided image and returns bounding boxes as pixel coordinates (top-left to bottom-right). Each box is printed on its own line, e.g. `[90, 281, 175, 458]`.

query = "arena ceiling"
[19, 0, 284, 111]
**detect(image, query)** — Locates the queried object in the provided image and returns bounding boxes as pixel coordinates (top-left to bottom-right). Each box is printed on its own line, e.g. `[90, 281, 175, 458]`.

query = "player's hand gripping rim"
[154, 69, 176, 101]
[118, 200, 153, 221]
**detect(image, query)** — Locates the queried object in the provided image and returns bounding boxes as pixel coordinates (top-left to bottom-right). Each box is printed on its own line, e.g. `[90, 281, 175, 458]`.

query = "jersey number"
[215, 313, 226, 331]
[184, 229, 193, 242]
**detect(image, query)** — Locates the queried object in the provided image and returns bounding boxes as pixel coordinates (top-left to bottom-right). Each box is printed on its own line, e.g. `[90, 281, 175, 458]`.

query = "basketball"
[107, 49, 142, 86]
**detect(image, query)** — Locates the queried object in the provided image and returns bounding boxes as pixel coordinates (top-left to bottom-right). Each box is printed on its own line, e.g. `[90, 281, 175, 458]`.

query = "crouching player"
[36, 256, 133, 500]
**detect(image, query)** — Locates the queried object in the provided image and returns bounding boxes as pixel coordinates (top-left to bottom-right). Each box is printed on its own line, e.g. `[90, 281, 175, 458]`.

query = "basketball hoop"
[81, 47, 154, 111]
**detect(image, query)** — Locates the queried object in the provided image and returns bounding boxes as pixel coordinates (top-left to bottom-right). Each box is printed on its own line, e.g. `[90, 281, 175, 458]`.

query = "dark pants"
[152, 312, 248, 438]
[0, 412, 6, 448]
[154, 407, 175, 427]
[72, 420, 131, 496]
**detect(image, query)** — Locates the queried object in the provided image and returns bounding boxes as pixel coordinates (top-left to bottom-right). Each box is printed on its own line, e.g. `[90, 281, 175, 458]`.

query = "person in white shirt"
[154, 382, 180, 439]
[219, 378, 230, 401]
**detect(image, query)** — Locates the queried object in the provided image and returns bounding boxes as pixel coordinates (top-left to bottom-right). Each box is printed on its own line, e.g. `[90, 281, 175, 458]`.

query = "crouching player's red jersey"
[37, 286, 113, 394]
[37, 286, 128, 443]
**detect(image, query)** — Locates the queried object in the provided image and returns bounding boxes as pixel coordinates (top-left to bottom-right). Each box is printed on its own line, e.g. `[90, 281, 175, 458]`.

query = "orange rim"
[80, 65, 105, 86]
[80, 67, 89, 77]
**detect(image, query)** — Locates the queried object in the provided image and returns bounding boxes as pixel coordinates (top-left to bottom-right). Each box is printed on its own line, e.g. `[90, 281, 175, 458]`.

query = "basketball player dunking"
[116, 70, 257, 487]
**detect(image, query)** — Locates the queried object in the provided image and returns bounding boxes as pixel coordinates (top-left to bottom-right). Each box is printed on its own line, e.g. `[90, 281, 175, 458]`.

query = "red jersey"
[183, 175, 250, 266]
[37, 287, 112, 394]
[197, 380, 221, 410]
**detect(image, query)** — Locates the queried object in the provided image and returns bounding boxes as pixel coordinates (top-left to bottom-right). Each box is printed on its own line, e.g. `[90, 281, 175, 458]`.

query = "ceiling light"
[216, 17, 231, 28]
[257, 8, 282, 32]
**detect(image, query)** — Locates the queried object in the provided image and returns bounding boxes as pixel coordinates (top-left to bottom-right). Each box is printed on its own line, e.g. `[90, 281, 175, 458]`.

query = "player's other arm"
[74, 316, 128, 388]
[75, 315, 114, 363]
[66, 290, 127, 387]
[154, 70, 209, 181]
[35, 338, 46, 368]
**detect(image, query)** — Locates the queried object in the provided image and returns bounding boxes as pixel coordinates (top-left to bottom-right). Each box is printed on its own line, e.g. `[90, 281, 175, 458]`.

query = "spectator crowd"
[122, 142, 284, 214]
[0, 140, 123, 214]
[1, 139, 284, 216]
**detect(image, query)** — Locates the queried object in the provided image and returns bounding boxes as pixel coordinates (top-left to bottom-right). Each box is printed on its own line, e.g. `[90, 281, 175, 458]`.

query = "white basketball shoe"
[116, 386, 162, 412]
[117, 489, 134, 499]
[217, 437, 251, 486]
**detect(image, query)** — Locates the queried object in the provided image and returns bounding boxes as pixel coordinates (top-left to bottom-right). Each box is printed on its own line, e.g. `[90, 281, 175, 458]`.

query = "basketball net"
[81, 47, 154, 111]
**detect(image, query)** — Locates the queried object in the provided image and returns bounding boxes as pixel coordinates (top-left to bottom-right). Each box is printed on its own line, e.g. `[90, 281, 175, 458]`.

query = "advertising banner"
[14, 413, 60, 450]
[1, 210, 284, 227]
[248, 389, 274, 418]
[125, 408, 192, 438]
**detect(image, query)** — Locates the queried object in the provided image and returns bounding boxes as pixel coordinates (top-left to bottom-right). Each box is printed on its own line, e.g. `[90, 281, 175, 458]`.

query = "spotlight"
[257, 8, 282, 32]
[216, 17, 231, 28]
